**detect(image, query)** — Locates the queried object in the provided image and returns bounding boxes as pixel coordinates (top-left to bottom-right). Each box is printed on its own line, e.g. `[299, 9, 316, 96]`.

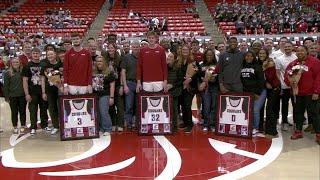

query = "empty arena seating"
[102, 0, 206, 37]
[0, 0, 104, 37]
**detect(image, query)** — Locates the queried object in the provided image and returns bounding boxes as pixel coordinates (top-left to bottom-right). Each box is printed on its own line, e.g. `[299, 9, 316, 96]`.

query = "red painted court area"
[0, 125, 273, 180]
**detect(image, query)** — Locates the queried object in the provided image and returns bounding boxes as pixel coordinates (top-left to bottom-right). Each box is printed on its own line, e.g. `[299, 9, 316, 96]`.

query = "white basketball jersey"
[65, 100, 94, 129]
[220, 97, 247, 126]
[141, 97, 169, 124]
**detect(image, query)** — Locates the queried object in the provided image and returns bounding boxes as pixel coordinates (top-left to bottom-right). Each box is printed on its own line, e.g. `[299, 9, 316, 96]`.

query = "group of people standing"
[0, 31, 319, 145]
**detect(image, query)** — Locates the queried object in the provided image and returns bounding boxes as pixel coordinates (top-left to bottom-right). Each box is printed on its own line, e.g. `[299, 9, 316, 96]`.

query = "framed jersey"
[215, 93, 253, 138]
[59, 94, 99, 141]
[138, 92, 172, 135]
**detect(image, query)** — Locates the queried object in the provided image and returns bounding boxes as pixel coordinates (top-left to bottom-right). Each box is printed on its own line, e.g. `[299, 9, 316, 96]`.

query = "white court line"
[38, 157, 136, 176]
[210, 133, 283, 180]
[209, 139, 263, 160]
[154, 135, 182, 180]
[9, 133, 32, 147]
[1, 135, 110, 168]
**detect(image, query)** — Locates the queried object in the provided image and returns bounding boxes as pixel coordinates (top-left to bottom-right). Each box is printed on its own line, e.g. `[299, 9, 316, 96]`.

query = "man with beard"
[121, 41, 140, 129]
[63, 33, 92, 95]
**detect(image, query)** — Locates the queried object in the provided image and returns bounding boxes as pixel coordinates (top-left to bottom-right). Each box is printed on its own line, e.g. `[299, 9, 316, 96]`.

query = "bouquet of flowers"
[45, 70, 61, 86]
[204, 65, 218, 82]
[287, 62, 308, 100]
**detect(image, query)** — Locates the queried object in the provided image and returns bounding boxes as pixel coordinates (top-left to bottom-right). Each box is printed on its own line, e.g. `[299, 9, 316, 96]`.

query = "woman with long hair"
[167, 52, 184, 132]
[105, 43, 124, 131]
[198, 49, 219, 132]
[3, 58, 27, 134]
[178, 44, 199, 133]
[92, 56, 115, 135]
[41, 50, 63, 135]
[241, 50, 266, 136]
[259, 48, 281, 137]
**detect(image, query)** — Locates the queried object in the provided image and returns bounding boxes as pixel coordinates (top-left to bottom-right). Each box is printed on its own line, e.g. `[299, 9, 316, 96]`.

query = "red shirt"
[63, 48, 92, 86]
[284, 56, 320, 96]
[264, 66, 280, 88]
[136, 45, 167, 82]
[18, 54, 29, 67]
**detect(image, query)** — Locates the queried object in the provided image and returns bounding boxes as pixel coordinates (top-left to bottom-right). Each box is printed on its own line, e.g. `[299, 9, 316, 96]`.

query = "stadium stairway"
[195, 0, 224, 43]
[0, 0, 28, 16]
[83, 0, 111, 45]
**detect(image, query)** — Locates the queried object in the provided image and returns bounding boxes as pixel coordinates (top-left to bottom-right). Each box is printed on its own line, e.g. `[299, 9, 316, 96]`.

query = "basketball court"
[0, 98, 319, 179]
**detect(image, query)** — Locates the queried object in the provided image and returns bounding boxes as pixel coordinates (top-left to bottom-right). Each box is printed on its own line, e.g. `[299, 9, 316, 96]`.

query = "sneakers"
[252, 129, 259, 136]
[20, 127, 25, 134]
[184, 127, 192, 133]
[281, 123, 289, 131]
[291, 131, 303, 140]
[112, 126, 116, 132]
[43, 127, 52, 132]
[13, 128, 19, 134]
[202, 127, 208, 132]
[30, 129, 36, 135]
[0, 128, 3, 133]
[304, 124, 314, 132]
[103, 132, 110, 136]
[117, 127, 124, 132]
[51, 128, 59, 135]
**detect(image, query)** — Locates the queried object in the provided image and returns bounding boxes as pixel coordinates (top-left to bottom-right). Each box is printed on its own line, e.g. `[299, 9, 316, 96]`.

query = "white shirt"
[275, 53, 297, 89]
[269, 49, 284, 61]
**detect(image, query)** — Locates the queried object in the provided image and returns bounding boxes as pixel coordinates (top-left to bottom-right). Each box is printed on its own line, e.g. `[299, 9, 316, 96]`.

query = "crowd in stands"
[213, 0, 320, 34]
[41, 8, 87, 28]
[128, 10, 168, 32]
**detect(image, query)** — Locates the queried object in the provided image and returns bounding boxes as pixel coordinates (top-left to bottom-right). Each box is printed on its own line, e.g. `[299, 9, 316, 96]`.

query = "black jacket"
[241, 60, 265, 95]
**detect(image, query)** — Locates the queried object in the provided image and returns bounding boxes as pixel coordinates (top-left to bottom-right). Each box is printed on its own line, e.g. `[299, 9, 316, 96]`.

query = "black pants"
[47, 91, 59, 129]
[9, 96, 27, 127]
[265, 89, 281, 135]
[294, 96, 320, 133]
[109, 89, 124, 128]
[172, 96, 179, 131]
[259, 100, 266, 131]
[277, 89, 294, 124]
[29, 94, 48, 129]
[181, 89, 194, 129]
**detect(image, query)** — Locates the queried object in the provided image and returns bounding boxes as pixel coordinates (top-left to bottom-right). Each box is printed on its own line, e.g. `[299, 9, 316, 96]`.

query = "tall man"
[218, 37, 244, 93]
[121, 41, 140, 129]
[63, 33, 92, 95]
[136, 31, 168, 93]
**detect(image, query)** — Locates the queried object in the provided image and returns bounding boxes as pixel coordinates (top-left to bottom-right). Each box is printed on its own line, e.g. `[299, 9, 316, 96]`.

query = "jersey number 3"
[77, 118, 82, 125]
